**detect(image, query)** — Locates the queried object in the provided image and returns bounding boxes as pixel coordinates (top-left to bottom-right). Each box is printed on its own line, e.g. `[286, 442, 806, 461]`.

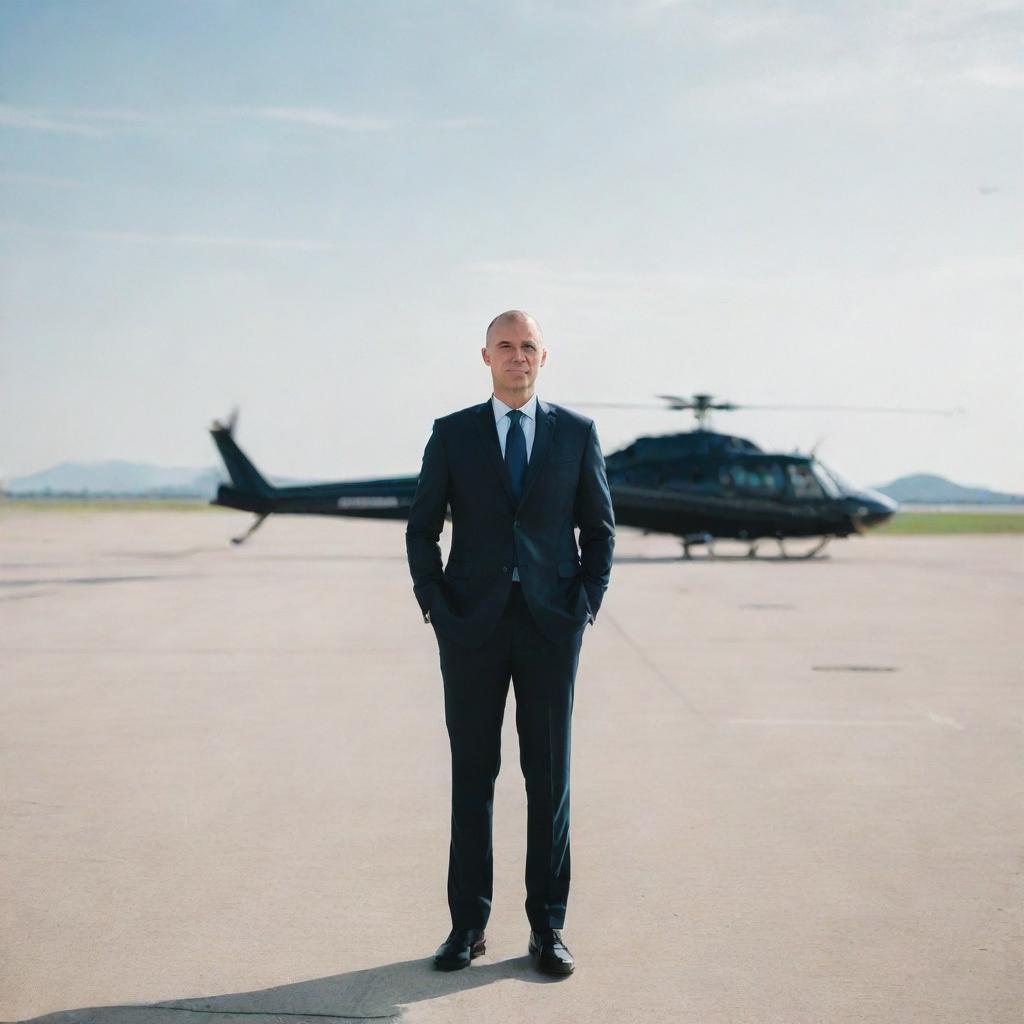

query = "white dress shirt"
[491, 392, 538, 461]
[491, 392, 538, 581]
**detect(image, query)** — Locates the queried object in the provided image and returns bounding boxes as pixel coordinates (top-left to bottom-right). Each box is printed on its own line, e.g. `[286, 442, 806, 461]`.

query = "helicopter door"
[663, 461, 716, 492]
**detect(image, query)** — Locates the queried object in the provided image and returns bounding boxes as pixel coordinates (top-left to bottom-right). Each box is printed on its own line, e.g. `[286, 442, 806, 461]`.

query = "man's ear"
[481, 346, 491, 366]
[540, 347, 548, 367]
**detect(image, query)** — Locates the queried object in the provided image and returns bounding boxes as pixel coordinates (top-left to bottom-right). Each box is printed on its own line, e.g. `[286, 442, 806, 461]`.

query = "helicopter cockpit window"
[815, 461, 853, 496]
[810, 462, 841, 498]
[787, 464, 825, 499]
[728, 463, 784, 495]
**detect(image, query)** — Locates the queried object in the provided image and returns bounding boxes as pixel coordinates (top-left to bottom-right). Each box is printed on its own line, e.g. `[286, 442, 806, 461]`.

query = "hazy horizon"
[5, 439, 1022, 499]
[2, 1, 1021, 491]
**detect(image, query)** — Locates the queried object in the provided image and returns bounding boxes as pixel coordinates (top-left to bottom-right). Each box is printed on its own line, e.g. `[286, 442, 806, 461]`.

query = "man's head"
[482, 310, 548, 407]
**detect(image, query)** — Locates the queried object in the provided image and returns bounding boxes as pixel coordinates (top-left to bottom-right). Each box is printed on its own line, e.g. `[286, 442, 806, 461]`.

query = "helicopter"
[208, 394, 961, 558]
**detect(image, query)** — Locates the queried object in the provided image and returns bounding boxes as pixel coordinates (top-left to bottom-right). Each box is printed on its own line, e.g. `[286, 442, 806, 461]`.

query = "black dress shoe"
[433, 927, 486, 971]
[528, 928, 575, 975]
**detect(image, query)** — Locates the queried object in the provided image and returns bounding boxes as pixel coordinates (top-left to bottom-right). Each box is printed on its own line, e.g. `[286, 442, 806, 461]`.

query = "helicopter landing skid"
[777, 536, 831, 559]
[680, 534, 832, 559]
[231, 512, 269, 546]
[681, 533, 715, 558]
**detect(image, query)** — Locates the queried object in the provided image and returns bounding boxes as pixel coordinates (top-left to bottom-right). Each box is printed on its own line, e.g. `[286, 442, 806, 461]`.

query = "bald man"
[406, 310, 615, 975]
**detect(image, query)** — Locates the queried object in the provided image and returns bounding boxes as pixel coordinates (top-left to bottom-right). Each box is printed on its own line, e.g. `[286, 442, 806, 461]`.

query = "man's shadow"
[12, 953, 570, 1024]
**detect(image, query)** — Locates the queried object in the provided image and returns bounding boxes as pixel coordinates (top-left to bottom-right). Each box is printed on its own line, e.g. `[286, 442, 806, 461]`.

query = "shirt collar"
[491, 392, 538, 425]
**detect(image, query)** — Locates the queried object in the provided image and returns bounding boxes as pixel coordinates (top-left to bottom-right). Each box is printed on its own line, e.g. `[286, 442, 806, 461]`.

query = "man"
[405, 309, 615, 976]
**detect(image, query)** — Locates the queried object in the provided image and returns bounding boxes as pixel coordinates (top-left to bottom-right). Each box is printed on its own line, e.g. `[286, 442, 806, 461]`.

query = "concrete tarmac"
[1, 508, 1021, 1023]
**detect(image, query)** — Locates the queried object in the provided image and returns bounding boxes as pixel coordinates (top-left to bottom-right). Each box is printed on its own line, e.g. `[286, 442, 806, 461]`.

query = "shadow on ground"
[612, 552, 832, 563]
[9, 954, 570, 1024]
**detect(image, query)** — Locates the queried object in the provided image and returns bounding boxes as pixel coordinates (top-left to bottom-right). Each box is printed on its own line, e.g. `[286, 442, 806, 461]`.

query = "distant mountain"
[1, 459, 319, 498]
[872, 473, 1024, 505]
[3, 460, 226, 498]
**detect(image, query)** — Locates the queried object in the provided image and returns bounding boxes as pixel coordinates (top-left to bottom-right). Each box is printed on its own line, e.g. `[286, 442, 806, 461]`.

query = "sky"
[2, 0, 1022, 492]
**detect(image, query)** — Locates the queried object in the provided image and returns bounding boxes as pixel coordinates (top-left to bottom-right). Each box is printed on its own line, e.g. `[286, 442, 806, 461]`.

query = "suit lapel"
[517, 398, 555, 510]
[472, 396, 557, 511]
[473, 400, 516, 506]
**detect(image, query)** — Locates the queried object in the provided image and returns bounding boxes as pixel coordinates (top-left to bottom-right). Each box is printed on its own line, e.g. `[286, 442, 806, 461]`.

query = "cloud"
[555, 0, 1024, 115]
[0, 104, 103, 137]
[426, 116, 490, 130]
[0, 173, 85, 189]
[0, 104, 155, 137]
[221, 107, 489, 133]
[0, 222, 344, 252]
[228, 106, 395, 132]
[58, 108, 151, 123]
[0, 104, 487, 140]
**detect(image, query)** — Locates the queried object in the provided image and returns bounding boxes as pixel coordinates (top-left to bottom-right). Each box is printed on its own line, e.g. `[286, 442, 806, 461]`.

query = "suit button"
[514, 520, 521, 527]
[501, 565, 509, 573]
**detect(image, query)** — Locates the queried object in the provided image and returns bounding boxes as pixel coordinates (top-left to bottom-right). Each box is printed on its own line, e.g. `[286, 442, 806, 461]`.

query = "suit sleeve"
[405, 420, 449, 622]
[574, 420, 615, 621]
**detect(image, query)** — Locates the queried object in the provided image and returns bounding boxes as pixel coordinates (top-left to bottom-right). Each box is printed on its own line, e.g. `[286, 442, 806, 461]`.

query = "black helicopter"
[209, 393, 962, 557]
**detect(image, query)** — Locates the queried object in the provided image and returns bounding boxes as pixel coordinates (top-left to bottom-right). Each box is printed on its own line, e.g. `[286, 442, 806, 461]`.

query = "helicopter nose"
[851, 488, 899, 528]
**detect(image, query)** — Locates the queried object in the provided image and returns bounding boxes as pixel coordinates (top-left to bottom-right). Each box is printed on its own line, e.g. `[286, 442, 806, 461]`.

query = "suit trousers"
[435, 582, 584, 932]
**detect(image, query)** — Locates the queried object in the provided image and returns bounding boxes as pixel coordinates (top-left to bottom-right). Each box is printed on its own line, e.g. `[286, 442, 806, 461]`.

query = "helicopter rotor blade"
[735, 403, 966, 416]
[563, 400, 679, 410]
[571, 395, 729, 411]
[561, 397, 966, 422]
[653, 394, 697, 409]
[654, 394, 738, 411]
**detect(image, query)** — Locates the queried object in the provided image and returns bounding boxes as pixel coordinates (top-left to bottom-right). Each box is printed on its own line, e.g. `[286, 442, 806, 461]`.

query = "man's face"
[481, 318, 548, 395]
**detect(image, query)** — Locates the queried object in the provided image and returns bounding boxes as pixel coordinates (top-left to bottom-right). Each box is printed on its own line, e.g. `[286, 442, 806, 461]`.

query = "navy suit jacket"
[406, 397, 615, 648]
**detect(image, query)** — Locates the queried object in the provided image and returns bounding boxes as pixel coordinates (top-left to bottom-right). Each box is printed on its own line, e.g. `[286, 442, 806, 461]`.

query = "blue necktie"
[505, 409, 527, 503]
